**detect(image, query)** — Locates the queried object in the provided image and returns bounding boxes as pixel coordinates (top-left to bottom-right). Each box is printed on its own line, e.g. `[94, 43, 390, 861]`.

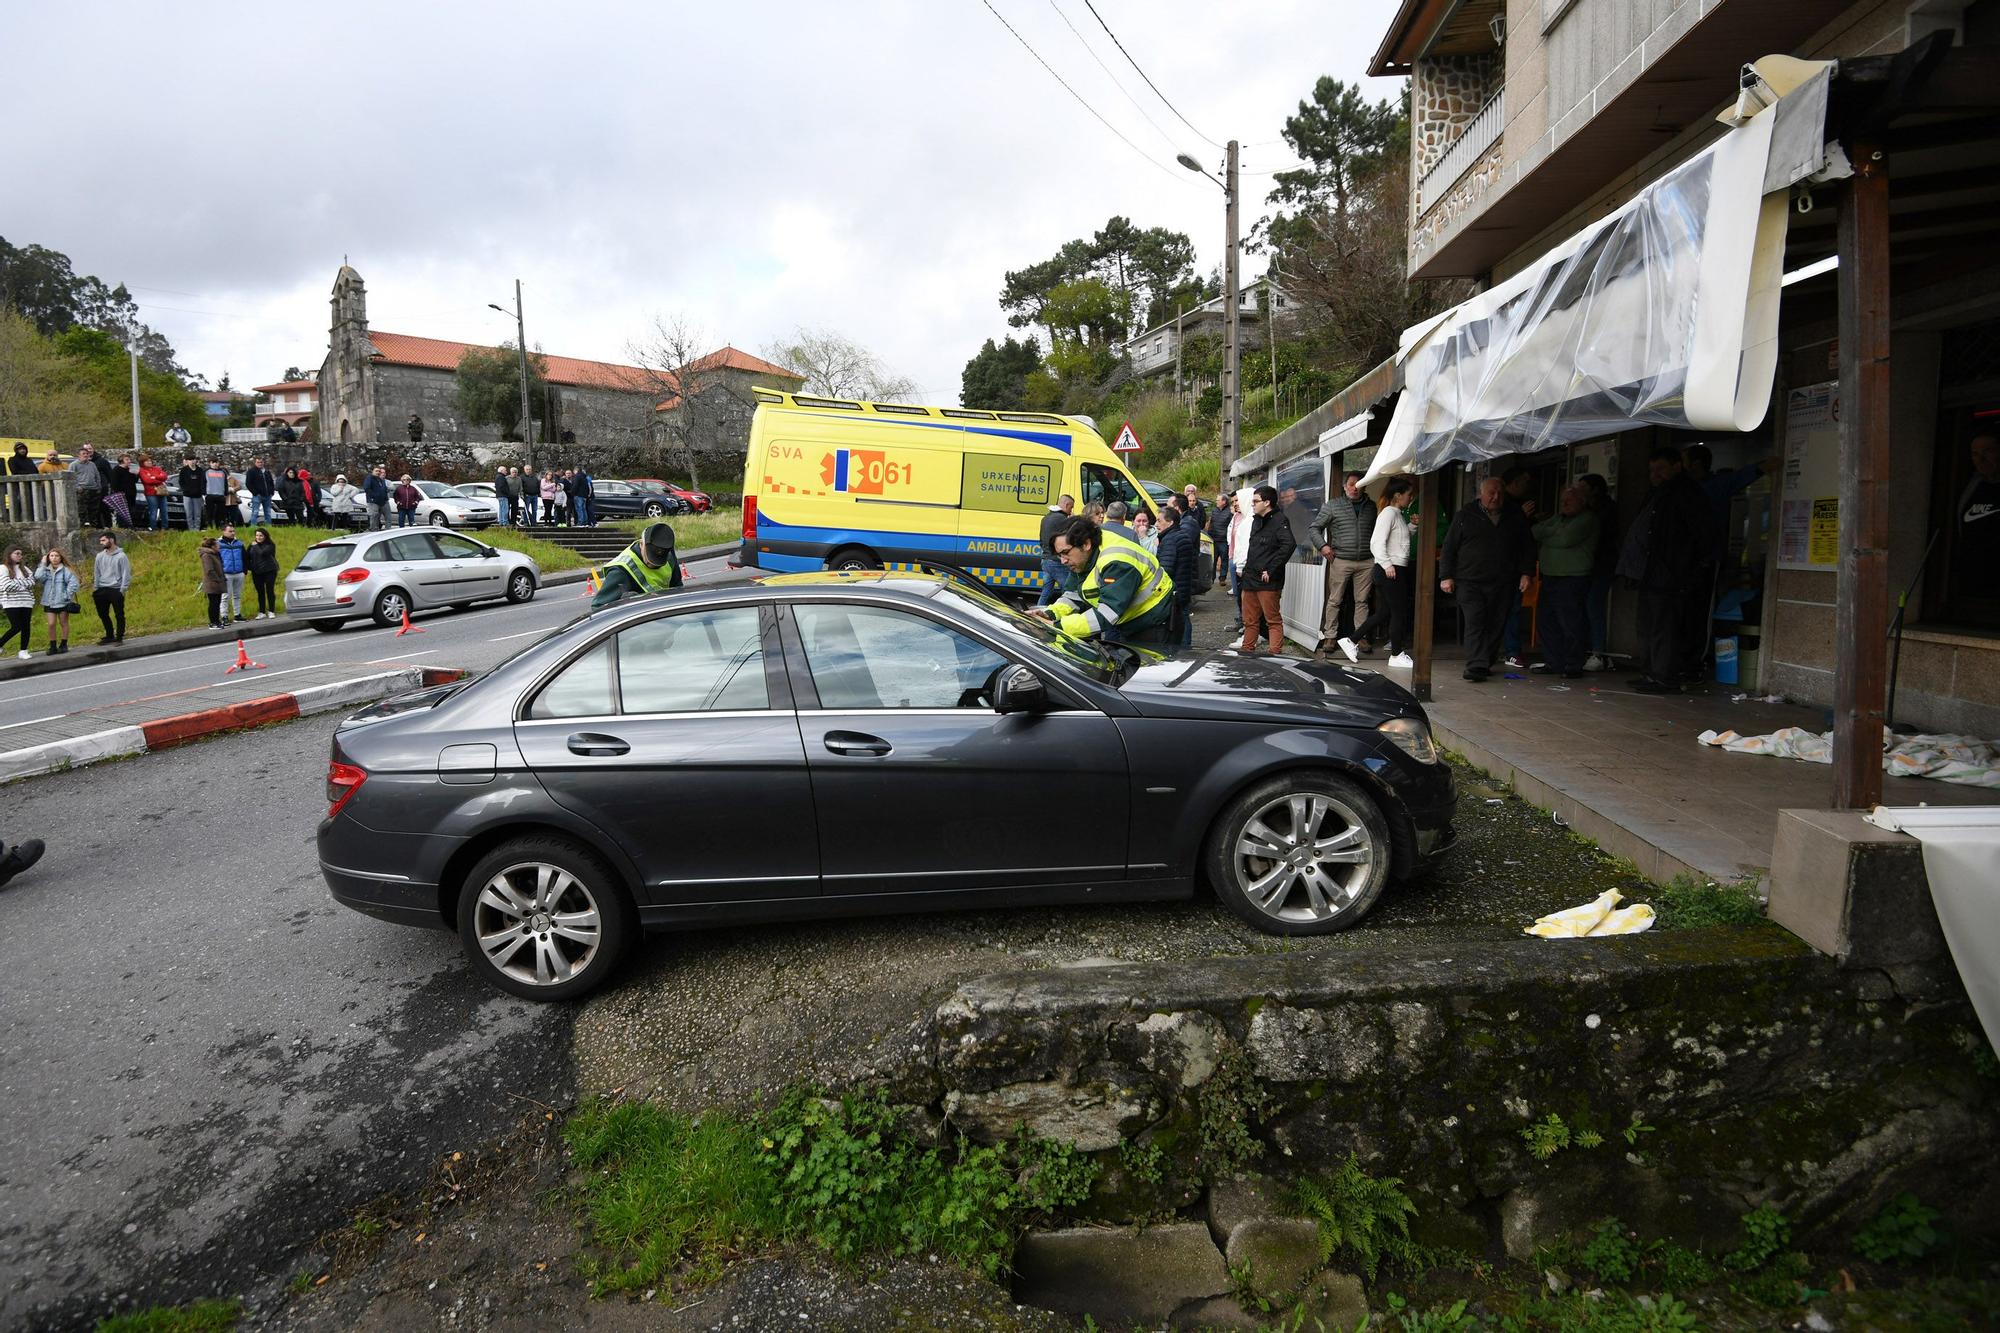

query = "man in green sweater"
[1530, 484, 1599, 677]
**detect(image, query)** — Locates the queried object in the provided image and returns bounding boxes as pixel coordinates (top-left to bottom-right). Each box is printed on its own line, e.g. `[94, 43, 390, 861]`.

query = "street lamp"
[487, 279, 534, 452]
[1179, 140, 1241, 478]
[125, 339, 142, 455]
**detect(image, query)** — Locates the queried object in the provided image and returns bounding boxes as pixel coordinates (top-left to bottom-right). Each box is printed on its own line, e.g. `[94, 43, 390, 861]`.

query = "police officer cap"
[638, 521, 677, 567]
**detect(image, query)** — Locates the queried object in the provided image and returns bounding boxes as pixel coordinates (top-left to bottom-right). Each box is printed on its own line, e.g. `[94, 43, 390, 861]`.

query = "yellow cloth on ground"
[1525, 889, 1656, 938]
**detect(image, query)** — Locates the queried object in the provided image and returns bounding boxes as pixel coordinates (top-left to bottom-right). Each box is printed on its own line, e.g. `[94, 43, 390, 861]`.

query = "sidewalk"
[0, 659, 462, 783]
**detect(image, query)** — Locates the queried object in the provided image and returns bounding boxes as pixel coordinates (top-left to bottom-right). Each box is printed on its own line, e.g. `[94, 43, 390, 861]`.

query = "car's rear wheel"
[371, 588, 411, 628]
[826, 546, 881, 572]
[308, 620, 344, 633]
[1205, 773, 1391, 936]
[456, 837, 633, 1001]
[429, 509, 450, 527]
[505, 569, 536, 603]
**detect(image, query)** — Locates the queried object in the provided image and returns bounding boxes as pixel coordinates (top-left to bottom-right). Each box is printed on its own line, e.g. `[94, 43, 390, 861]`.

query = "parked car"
[591, 478, 687, 519]
[317, 571, 1455, 999]
[283, 527, 540, 632]
[1139, 479, 1176, 512]
[627, 479, 712, 512]
[456, 482, 499, 504]
[328, 480, 498, 529]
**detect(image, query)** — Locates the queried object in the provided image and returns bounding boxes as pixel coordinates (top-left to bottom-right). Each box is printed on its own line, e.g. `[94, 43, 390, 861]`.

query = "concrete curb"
[0, 666, 465, 783]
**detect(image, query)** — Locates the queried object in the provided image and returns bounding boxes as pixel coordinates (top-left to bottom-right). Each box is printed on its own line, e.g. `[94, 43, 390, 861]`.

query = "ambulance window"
[1081, 464, 1145, 515]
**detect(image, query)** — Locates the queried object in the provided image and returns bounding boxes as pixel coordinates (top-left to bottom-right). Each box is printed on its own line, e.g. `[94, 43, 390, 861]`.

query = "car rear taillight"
[741, 495, 757, 542]
[336, 567, 370, 585]
[326, 761, 367, 819]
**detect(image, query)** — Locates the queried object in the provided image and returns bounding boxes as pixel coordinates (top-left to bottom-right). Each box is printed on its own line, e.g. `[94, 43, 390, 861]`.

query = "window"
[618, 607, 768, 712]
[795, 604, 1009, 709]
[432, 533, 487, 559]
[296, 543, 353, 572]
[1080, 463, 1143, 514]
[598, 481, 629, 496]
[368, 535, 437, 563]
[529, 641, 615, 719]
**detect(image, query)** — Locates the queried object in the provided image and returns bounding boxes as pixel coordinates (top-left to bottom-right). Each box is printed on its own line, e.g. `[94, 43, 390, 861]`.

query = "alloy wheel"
[508, 570, 534, 601]
[472, 861, 603, 988]
[1232, 791, 1375, 924]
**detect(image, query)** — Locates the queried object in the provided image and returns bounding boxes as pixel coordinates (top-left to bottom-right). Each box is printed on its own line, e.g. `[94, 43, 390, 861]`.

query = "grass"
[18, 524, 589, 649]
[605, 504, 742, 551]
[1650, 875, 1767, 929]
[93, 1297, 240, 1332]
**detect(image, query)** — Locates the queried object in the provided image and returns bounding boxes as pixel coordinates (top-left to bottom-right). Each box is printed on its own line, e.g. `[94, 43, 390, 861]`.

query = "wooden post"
[1832, 143, 1891, 810]
[1412, 469, 1439, 702]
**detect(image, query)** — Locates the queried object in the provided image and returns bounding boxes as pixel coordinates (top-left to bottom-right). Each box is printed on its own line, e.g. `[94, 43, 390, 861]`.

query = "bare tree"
[761, 326, 918, 402]
[626, 313, 729, 492]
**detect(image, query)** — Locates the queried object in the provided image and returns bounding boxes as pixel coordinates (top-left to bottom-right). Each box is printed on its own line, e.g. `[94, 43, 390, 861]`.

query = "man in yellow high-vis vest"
[590, 522, 684, 610]
[1031, 515, 1176, 647]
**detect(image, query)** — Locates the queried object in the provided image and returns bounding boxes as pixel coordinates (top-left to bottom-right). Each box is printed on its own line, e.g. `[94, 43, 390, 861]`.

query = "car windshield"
[927, 581, 1135, 683]
[416, 482, 462, 498]
[296, 543, 354, 571]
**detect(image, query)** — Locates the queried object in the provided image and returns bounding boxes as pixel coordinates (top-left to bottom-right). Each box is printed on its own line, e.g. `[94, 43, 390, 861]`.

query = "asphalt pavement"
[0, 549, 751, 1328]
[0, 549, 749, 732]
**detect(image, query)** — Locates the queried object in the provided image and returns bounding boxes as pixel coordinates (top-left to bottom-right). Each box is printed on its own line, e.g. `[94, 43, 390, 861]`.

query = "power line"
[1079, 0, 1222, 148]
[1044, 0, 1180, 154]
[975, 0, 1196, 187]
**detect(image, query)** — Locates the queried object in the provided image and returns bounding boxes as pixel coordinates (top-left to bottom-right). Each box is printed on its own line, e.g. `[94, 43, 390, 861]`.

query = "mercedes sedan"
[317, 573, 1455, 999]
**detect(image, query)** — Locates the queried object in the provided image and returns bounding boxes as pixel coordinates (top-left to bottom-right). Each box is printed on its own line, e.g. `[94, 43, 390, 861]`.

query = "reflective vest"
[1066, 528, 1173, 635]
[607, 542, 679, 596]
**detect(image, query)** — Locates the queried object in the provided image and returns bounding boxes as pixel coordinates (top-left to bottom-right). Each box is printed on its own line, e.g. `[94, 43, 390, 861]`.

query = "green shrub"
[1575, 1218, 1642, 1283]
[1292, 1152, 1418, 1279]
[1650, 876, 1765, 929]
[1724, 1202, 1790, 1273]
[1854, 1193, 1943, 1263]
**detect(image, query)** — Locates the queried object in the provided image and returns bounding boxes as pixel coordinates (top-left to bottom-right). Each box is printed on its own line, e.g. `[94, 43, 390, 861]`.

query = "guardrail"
[1418, 86, 1505, 212]
[0, 474, 79, 528]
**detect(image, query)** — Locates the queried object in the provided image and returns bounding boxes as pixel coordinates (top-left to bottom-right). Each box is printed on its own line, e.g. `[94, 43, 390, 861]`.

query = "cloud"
[7, 0, 1402, 409]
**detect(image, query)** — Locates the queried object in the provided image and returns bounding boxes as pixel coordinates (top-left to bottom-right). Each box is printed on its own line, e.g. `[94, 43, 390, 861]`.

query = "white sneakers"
[15, 650, 26, 660]
[1584, 654, 1608, 672]
[1387, 652, 1413, 669]
[1337, 637, 1361, 664]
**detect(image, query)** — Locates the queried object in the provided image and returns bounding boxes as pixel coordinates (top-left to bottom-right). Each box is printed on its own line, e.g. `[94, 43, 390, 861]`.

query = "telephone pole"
[1222, 139, 1241, 474]
[488, 280, 535, 454]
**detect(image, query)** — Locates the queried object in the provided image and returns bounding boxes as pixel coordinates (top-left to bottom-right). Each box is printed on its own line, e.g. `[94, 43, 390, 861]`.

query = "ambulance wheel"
[827, 547, 881, 572]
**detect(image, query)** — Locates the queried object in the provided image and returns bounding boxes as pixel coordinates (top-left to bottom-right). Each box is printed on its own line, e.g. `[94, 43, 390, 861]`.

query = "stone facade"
[1411, 52, 1499, 180]
[1413, 141, 1507, 273]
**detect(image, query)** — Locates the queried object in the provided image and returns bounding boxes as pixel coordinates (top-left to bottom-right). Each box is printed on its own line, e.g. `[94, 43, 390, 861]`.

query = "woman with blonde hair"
[34, 547, 80, 655]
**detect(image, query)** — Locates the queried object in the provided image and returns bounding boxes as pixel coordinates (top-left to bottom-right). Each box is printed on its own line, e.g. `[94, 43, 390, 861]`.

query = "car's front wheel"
[456, 837, 634, 1000]
[505, 569, 536, 603]
[429, 509, 450, 527]
[1205, 773, 1391, 935]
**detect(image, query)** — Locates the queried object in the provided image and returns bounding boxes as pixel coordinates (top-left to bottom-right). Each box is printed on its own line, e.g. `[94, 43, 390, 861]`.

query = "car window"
[529, 641, 615, 719]
[368, 534, 438, 562]
[296, 543, 353, 572]
[794, 604, 1009, 709]
[432, 533, 487, 559]
[617, 607, 768, 713]
[416, 481, 459, 498]
[1081, 463, 1147, 516]
[598, 481, 628, 495]
[929, 582, 1123, 683]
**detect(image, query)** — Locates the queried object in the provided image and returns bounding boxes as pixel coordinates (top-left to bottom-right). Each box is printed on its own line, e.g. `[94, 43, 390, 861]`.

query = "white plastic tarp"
[1364, 82, 1806, 483]
[1697, 727, 2000, 788]
[1865, 806, 2000, 1052]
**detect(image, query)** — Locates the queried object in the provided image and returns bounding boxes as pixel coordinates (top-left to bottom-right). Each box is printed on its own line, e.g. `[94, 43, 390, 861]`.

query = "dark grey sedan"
[317, 573, 1456, 999]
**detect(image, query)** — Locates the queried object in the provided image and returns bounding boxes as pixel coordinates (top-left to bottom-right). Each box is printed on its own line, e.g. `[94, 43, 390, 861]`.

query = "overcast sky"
[10, 0, 1402, 403]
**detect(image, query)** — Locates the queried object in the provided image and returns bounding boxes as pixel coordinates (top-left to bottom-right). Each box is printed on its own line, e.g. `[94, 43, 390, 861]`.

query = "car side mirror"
[993, 665, 1050, 714]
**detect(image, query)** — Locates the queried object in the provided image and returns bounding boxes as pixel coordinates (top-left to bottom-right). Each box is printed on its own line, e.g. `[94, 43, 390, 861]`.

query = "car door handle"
[824, 731, 892, 757]
[567, 732, 630, 757]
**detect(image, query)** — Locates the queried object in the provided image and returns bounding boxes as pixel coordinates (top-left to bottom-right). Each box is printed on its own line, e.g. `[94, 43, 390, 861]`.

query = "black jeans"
[1638, 585, 1688, 682]
[1455, 578, 1509, 674]
[1356, 563, 1413, 654]
[206, 592, 223, 627]
[1538, 574, 1590, 673]
[0, 606, 29, 652]
[252, 572, 278, 614]
[93, 588, 126, 640]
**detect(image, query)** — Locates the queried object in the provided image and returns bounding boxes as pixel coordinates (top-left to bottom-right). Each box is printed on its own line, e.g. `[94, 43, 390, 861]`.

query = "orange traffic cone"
[225, 639, 266, 673]
[396, 606, 425, 636]
[581, 568, 597, 599]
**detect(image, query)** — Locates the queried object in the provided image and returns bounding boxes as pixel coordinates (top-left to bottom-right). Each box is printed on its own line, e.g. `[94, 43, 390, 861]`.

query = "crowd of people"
[486, 464, 597, 528]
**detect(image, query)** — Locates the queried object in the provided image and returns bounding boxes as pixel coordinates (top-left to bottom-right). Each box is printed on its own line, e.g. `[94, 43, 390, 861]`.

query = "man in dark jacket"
[176, 456, 205, 530]
[1617, 444, 1715, 693]
[1240, 485, 1292, 654]
[1440, 476, 1534, 682]
[1311, 472, 1377, 657]
[244, 457, 276, 526]
[1036, 494, 1075, 606]
[7, 443, 36, 476]
[1155, 503, 1198, 646]
[406, 414, 424, 443]
[1207, 493, 1233, 585]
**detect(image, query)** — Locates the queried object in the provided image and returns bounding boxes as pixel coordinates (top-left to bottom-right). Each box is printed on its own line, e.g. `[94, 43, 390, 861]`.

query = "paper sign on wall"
[1779, 381, 1840, 571]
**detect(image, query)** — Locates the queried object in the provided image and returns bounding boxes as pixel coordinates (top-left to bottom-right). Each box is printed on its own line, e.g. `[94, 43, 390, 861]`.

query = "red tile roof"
[252, 380, 318, 394]
[651, 345, 805, 410]
[365, 330, 657, 392]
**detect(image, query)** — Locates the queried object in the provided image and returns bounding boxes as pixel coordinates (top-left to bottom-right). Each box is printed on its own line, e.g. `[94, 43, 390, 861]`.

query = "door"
[593, 480, 633, 517]
[783, 600, 1129, 894]
[512, 604, 820, 902]
[366, 532, 449, 607]
[429, 531, 504, 600]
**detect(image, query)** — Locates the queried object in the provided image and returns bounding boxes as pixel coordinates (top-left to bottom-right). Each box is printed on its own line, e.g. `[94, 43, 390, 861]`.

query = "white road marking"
[0, 712, 67, 733]
[364, 650, 437, 664]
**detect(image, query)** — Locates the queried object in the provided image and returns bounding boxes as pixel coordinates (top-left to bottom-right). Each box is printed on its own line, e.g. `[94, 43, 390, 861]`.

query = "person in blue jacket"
[217, 523, 248, 622]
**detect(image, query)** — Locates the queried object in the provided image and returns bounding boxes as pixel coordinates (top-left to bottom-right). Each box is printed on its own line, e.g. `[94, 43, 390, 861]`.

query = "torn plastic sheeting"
[1698, 727, 2000, 789]
[1365, 90, 1794, 483]
[1865, 806, 2000, 1052]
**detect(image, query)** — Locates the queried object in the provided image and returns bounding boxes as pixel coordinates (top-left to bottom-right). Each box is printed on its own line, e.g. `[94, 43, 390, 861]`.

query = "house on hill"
[315, 266, 804, 463]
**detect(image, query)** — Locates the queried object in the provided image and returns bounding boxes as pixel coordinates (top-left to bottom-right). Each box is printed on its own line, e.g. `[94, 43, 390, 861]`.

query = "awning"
[1364, 59, 1838, 483]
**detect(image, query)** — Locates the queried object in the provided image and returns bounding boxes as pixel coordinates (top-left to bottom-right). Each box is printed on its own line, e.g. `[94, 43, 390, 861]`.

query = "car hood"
[1116, 648, 1423, 726]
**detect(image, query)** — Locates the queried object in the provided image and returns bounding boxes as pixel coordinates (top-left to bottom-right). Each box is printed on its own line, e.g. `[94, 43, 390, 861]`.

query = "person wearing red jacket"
[137, 455, 169, 529]
[299, 468, 322, 527]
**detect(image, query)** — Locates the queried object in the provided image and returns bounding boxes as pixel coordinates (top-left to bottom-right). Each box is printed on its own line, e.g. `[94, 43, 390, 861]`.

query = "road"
[0, 549, 752, 1328]
[0, 549, 748, 731]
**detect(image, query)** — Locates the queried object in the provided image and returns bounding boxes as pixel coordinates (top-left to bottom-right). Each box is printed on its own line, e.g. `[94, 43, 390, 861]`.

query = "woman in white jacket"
[1349, 476, 1416, 669]
[0, 547, 35, 658]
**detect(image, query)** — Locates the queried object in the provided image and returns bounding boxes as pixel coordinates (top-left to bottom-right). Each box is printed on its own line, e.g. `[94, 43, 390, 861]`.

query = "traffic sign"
[1111, 421, 1144, 453]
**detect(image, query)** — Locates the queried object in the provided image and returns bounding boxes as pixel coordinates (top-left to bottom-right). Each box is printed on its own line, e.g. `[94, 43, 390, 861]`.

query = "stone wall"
[832, 926, 1995, 1326]
[1411, 52, 1499, 181]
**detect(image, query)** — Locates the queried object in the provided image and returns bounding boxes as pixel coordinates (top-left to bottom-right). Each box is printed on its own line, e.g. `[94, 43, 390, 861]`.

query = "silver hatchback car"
[284, 528, 541, 632]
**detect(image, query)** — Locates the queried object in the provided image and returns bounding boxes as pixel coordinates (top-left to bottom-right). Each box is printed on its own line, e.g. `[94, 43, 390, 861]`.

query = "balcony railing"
[1417, 86, 1505, 212]
[0, 474, 79, 528]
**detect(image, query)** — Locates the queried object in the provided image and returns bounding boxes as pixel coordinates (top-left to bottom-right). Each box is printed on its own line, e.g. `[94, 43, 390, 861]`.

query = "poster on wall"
[1779, 381, 1840, 570]
[1569, 438, 1619, 497]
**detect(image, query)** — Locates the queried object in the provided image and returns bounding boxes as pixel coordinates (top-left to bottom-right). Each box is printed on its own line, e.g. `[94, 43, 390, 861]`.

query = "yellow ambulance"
[738, 391, 1155, 592]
